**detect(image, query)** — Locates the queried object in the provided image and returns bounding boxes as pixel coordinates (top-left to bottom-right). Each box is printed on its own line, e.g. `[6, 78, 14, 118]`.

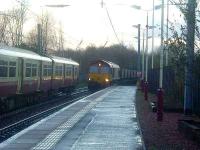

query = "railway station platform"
[0, 86, 144, 150]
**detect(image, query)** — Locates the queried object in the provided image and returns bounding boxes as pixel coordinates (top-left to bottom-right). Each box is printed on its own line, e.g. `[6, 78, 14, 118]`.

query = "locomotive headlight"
[88, 78, 91, 81]
[105, 78, 109, 82]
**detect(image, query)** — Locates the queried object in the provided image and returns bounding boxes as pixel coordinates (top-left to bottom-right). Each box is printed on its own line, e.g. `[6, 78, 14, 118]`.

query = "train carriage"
[0, 46, 79, 112]
[88, 59, 120, 89]
[51, 56, 79, 92]
[0, 47, 52, 97]
[0, 47, 80, 98]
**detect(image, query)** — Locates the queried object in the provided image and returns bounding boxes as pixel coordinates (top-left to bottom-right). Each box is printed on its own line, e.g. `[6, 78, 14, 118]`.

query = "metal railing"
[148, 66, 200, 116]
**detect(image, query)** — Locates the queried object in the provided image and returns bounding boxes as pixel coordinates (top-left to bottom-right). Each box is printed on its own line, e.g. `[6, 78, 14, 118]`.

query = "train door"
[37, 60, 42, 91]
[50, 61, 54, 90]
[63, 64, 66, 86]
[17, 58, 24, 94]
[72, 65, 75, 81]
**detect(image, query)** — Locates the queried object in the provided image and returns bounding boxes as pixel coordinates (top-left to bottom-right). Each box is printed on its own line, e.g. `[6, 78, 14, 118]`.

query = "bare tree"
[0, 14, 10, 44]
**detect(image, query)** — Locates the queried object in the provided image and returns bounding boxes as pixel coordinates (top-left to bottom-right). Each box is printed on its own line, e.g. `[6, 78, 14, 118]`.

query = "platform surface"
[0, 86, 144, 150]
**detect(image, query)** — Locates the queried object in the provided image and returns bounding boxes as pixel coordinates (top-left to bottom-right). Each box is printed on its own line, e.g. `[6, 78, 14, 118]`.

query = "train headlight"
[89, 78, 91, 81]
[105, 78, 109, 82]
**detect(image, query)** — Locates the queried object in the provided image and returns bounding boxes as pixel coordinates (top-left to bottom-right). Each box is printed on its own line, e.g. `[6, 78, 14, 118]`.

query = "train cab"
[88, 60, 120, 89]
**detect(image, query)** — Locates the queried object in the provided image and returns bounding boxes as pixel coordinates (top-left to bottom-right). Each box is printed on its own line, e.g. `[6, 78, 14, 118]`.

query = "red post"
[157, 88, 164, 121]
[144, 81, 148, 100]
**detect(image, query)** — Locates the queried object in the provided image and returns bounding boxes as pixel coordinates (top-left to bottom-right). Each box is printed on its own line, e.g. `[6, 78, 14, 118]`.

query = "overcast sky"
[0, 0, 184, 50]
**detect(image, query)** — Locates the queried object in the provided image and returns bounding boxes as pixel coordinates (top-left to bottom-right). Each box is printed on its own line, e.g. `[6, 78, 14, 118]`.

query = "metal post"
[166, 0, 169, 66]
[37, 24, 43, 55]
[159, 0, 164, 89]
[184, 0, 196, 115]
[142, 30, 145, 80]
[144, 12, 149, 101]
[137, 24, 141, 76]
[145, 12, 149, 82]
[141, 30, 145, 91]
[152, 0, 155, 69]
[157, 0, 165, 122]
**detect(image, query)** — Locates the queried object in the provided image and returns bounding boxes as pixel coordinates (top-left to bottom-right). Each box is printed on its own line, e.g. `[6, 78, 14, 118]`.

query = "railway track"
[0, 87, 92, 143]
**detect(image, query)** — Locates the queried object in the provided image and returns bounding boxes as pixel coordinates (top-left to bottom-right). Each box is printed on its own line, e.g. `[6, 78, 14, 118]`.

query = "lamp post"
[166, 0, 169, 66]
[132, 4, 159, 99]
[132, 3, 161, 70]
[152, 0, 155, 69]
[157, 0, 165, 122]
[132, 24, 141, 79]
[144, 12, 149, 100]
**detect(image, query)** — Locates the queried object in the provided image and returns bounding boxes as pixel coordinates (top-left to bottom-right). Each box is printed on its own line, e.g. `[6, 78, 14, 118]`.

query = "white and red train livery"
[0, 46, 79, 98]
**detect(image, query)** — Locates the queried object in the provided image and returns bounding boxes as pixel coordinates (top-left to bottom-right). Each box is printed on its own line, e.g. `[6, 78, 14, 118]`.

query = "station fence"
[147, 66, 200, 116]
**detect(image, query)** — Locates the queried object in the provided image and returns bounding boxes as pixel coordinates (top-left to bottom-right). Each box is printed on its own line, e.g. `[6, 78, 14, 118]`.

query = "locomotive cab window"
[100, 67, 109, 73]
[89, 66, 98, 73]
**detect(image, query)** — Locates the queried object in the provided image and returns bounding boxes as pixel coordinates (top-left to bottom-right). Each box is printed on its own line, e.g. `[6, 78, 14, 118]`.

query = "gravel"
[136, 90, 200, 150]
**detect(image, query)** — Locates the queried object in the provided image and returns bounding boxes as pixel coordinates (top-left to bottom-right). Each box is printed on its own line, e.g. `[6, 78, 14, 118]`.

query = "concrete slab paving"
[55, 86, 143, 150]
[0, 86, 143, 150]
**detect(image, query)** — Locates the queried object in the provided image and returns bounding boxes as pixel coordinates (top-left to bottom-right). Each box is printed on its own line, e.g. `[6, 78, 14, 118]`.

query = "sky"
[0, 0, 184, 50]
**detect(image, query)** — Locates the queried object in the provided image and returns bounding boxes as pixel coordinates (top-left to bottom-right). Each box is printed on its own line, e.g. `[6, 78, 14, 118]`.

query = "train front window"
[89, 66, 98, 73]
[100, 67, 109, 73]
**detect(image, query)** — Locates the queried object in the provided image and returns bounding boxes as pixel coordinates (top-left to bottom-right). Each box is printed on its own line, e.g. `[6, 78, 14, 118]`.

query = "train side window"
[48, 65, 52, 76]
[32, 64, 37, 77]
[55, 65, 63, 76]
[25, 63, 31, 77]
[0, 60, 8, 77]
[9, 61, 16, 77]
[74, 67, 78, 76]
[43, 64, 52, 77]
[43, 65, 48, 76]
[66, 66, 72, 76]
[55, 66, 59, 76]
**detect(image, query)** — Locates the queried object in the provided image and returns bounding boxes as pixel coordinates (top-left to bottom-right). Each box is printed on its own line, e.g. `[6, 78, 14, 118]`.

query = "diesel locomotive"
[88, 60, 120, 89]
[88, 59, 137, 89]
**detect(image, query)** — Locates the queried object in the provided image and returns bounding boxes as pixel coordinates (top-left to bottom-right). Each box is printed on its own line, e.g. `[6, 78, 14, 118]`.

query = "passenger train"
[0, 46, 79, 112]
